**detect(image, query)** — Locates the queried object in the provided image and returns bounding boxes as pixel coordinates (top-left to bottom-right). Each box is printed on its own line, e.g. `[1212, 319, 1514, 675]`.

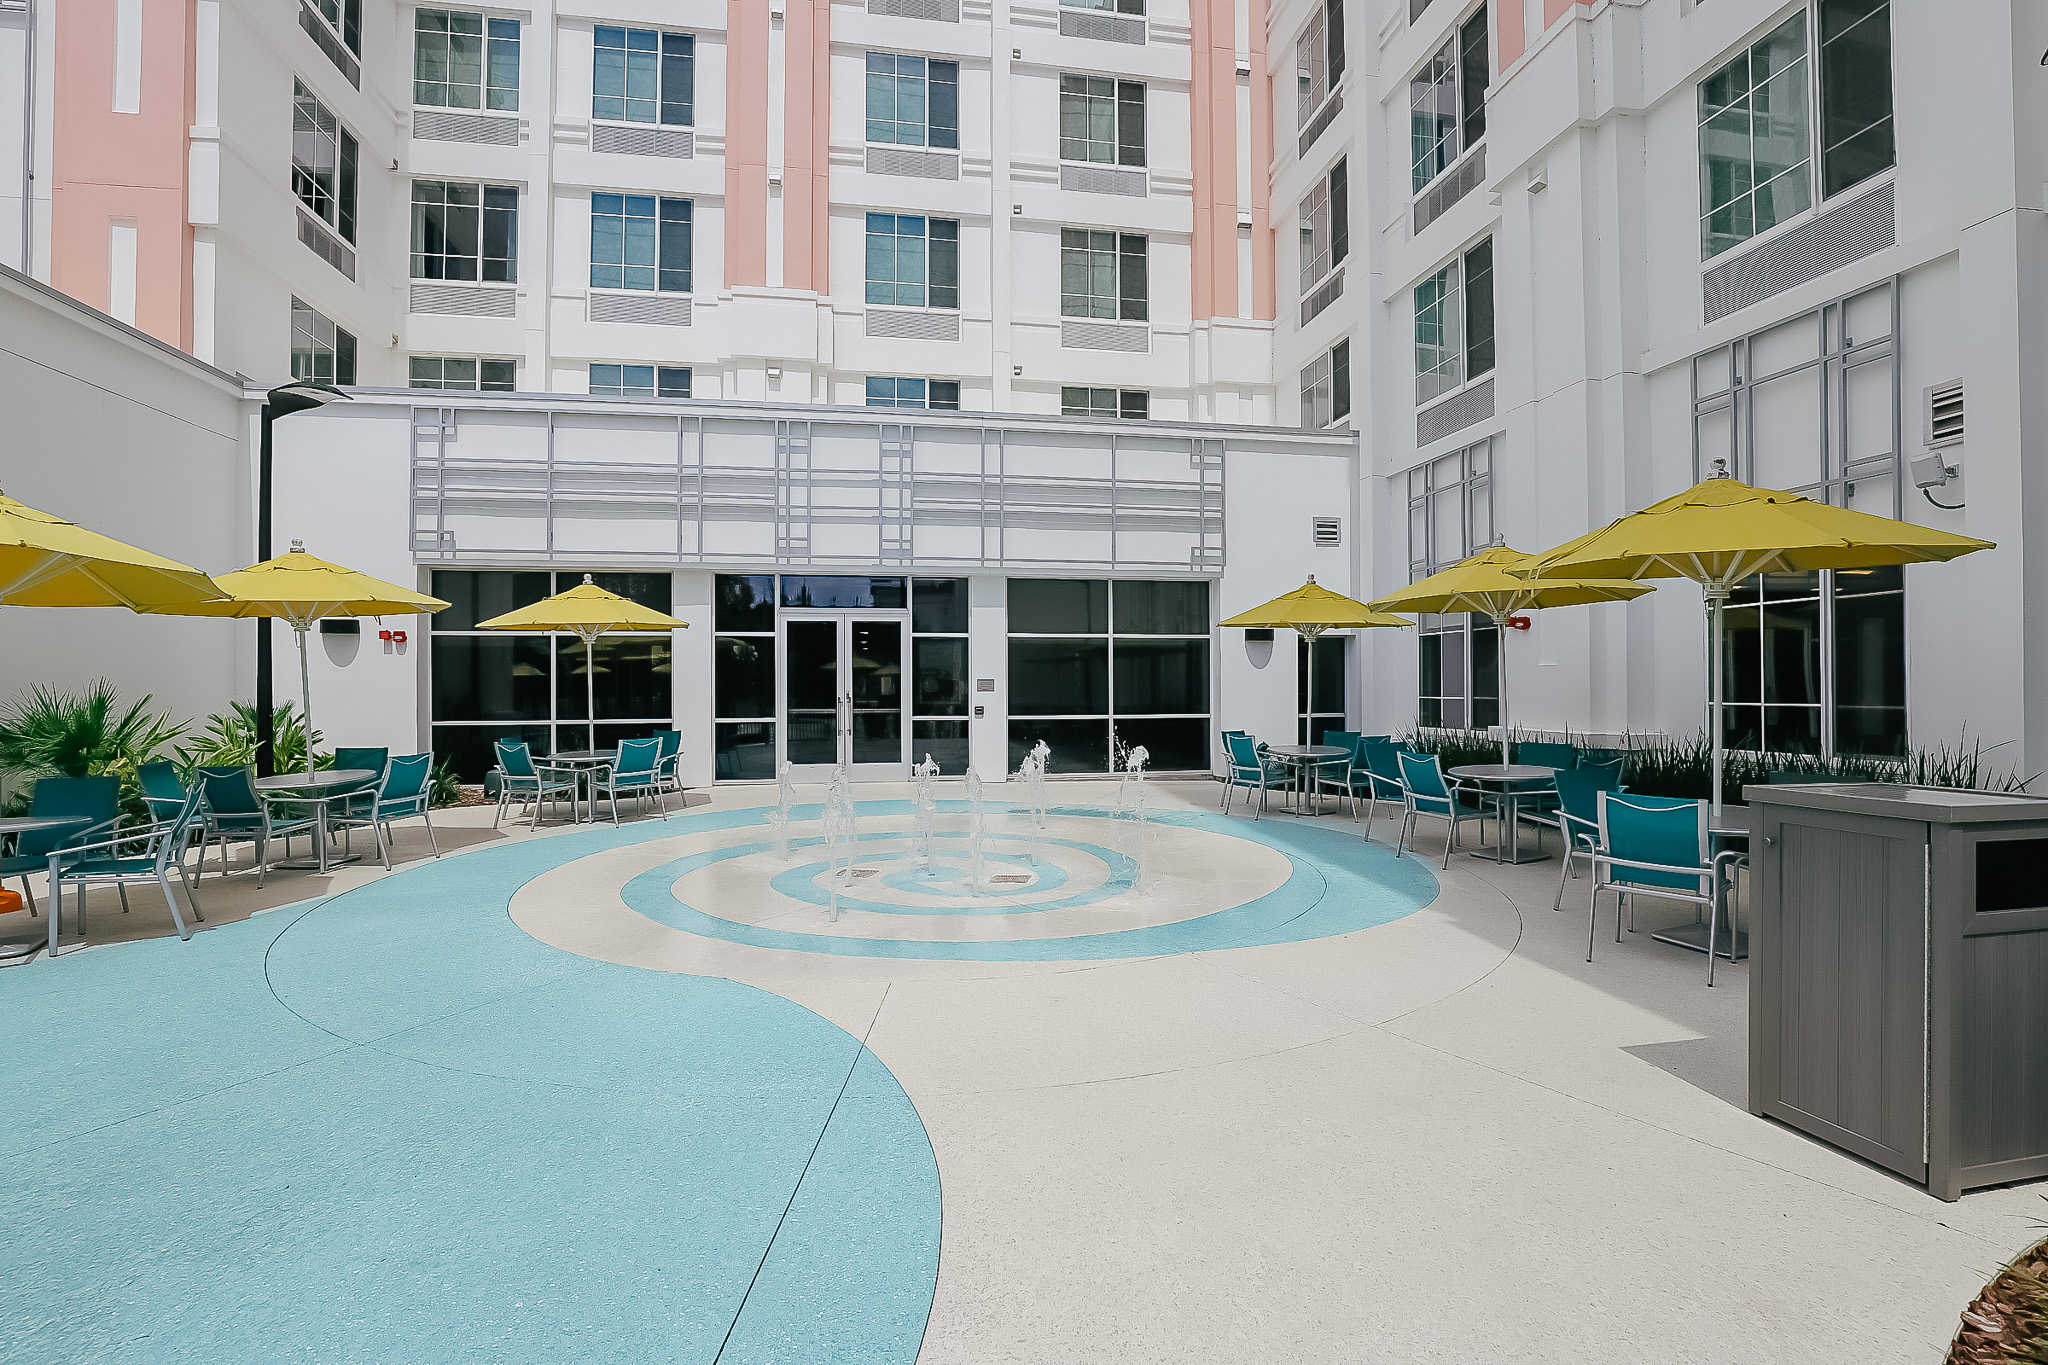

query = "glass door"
[779, 613, 909, 780]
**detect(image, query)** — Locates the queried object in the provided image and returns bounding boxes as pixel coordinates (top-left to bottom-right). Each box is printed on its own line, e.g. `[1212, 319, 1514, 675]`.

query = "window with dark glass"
[290, 298, 355, 386]
[867, 377, 962, 410]
[1298, 158, 1348, 296]
[588, 364, 691, 398]
[292, 81, 357, 246]
[1060, 74, 1145, 166]
[867, 53, 958, 148]
[430, 569, 675, 779]
[1060, 229, 1147, 321]
[411, 180, 517, 282]
[1407, 440, 1498, 729]
[911, 578, 971, 774]
[1298, 635, 1347, 745]
[1007, 579, 1210, 773]
[593, 26, 693, 126]
[1061, 387, 1148, 419]
[1410, 2, 1489, 194]
[590, 193, 691, 293]
[410, 356, 515, 391]
[866, 213, 960, 309]
[414, 10, 518, 110]
[1414, 236, 1493, 405]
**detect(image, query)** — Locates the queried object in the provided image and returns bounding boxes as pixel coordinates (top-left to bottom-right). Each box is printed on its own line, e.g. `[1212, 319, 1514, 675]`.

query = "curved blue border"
[624, 801, 1439, 962]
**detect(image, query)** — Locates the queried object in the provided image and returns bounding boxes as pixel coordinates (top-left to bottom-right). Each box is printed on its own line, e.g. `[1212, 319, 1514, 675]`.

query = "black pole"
[256, 402, 277, 777]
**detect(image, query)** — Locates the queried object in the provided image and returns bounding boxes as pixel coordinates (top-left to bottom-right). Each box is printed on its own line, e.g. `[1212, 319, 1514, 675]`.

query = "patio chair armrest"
[46, 820, 181, 862]
[1589, 851, 1717, 886]
[53, 815, 123, 850]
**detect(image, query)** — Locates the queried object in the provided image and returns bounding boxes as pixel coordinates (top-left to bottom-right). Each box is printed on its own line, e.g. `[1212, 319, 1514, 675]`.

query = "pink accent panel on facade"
[1247, 0, 1274, 321]
[724, 0, 770, 289]
[1498, 0, 1527, 67]
[1187, 0, 1213, 319]
[781, 0, 830, 294]
[1188, 0, 1242, 321]
[1543, 0, 1590, 25]
[50, 0, 194, 348]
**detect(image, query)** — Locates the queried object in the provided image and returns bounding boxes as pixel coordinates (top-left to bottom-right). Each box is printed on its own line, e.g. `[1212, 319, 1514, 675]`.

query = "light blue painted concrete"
[626, 802, 1439, 963]
[0, 816, 940, 1364]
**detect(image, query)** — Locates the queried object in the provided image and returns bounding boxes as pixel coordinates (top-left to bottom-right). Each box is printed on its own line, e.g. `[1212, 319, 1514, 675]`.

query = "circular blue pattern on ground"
[627, 801, 1439, 963]
[0, 819, 941, 1364]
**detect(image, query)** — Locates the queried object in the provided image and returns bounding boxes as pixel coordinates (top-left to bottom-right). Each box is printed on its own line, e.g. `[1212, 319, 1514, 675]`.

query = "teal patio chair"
[0, 776, 120, 917]
[47, 790, 207, 956]
[1515, 742, 1579, 832]
[1220, 732, 1284, 818]
[359, 753, 440, 867]
[1356, 737, 1409, 841]
[1311, 729, 1363, 814]
[493, 739, 578, 829]
[589, 738, 666, 825]
[1587, 792, 1747, 985]
[196, 766, 309, 885]
[1393, 751, 1486, 868]
[1549, 766, 1627, 911]
[1576, 752, 1627, 785]
[651, 729, 684, 798]
[137, 761, 191, 824]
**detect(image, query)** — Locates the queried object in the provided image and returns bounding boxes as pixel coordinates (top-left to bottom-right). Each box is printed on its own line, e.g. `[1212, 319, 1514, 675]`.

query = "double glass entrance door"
[780, 613, 909, 779]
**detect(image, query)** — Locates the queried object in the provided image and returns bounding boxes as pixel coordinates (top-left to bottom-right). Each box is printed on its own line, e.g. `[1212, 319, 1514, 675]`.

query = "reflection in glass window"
[593, 26, 693, 126]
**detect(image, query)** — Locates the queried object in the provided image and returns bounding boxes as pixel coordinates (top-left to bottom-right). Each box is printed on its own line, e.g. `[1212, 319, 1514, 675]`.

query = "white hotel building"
[2, 0, 2045, 789]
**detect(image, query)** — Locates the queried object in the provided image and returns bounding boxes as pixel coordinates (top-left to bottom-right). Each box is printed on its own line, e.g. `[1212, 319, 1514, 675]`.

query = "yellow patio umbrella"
[1221, 575, 1410, 735]
[155, 541, 449, 778]
[476, 575, 687, 751]
[1526, 465, 1995, 813]
[0, 489, 224, 610]
[1368, 545, 1654, 764]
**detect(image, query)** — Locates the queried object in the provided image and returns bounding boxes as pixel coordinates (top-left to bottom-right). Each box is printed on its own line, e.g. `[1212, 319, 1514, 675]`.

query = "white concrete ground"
[5, 778, 2038, 1363]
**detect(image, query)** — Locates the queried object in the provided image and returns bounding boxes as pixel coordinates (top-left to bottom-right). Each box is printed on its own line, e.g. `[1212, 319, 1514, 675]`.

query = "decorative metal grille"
[1702, 181, 1895, 324]
[865, 308, 961, 341]
[297, 212, 356, 281]
[1415, 376, 1494, 446]
[591, 124, 692, 158]
[1059, 9, 1145, 43]
[1061, 320, 1149, 352]
[413, 109, 520, 146]
[865, 146, 961, 180]
[590, 292, 692, 326]
[410, 283, 518, 317]
[1059, 164, 1146, 197]
[1413, 144, 1484, 235]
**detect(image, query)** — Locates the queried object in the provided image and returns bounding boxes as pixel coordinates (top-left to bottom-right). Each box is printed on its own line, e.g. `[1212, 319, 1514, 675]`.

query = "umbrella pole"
[297, 621, 316, 781]
[1495, 612, 1511, 766]
[585, 627, 601, 753]
[1706, 586, 1727, 819]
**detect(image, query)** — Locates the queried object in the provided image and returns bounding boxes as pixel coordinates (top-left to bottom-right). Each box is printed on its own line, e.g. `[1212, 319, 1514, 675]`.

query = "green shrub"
[174, 701, 329, 779]
[0, 680, 186, 817]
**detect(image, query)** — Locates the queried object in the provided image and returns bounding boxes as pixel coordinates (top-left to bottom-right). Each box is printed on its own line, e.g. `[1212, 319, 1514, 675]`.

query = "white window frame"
[592, 25, 695, 128]
[588, 363, 692, 398]
[1300, 339, 1350, 429]
[307, 0, 361, 59]
[866, 377, 962, 410]
[290, 297, 356, 386]
[865, 213, 961, 310]
[1295, 0, 1345, 127]
[413, 9, 519, 112]
[1413, 236, 1493, 408]
[1408, 2, 1488, 198]
[865, 52, 959, 150]
[1058, 73, 1145, 167]
[1298, 157, 1347, 298]
[1406, 438, 1498, 730]
[1060, 228, 1148, 322]
[1060, 387, 1149, 419]
[292, 80, 357, 246]
[409, 355, 516, 391]
[410, 180, 519, 283]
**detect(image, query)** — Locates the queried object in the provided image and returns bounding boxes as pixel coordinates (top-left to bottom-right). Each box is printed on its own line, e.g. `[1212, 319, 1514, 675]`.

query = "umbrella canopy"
[1220, 575, 1412, 640]
[1222, 576, 1407, 745]
[477, 575, 687, 751]
[1369, 546, 1654, 763]
[1525, 473, 1994, 584]
[0, 489, 225, 610]
[155, 541, 449, 777]
[1526, 469, 1994, 813]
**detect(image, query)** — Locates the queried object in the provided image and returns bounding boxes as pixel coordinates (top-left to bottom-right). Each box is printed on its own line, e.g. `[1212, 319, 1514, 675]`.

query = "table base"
[0, 935, 42, 963]
[275, 853, 362, 872]
[1467, 844, 1552, 866]
[1652, 920, 1749, 961]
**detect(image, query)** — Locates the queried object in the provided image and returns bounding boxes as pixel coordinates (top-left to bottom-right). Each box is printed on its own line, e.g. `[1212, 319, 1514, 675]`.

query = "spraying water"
[1113, 743, 1150, 893]
[822, 762, 858, 920]
[964, 768, 988, 896]
[911, 753, 940, 874]
[1015, 741, 1050, 866]
[769, 760, 797, 860]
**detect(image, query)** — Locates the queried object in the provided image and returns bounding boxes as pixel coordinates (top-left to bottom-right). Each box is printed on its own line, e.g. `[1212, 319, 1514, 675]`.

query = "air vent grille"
[1926, 381, 1964, 447]
[1312, 517, 1342, 548]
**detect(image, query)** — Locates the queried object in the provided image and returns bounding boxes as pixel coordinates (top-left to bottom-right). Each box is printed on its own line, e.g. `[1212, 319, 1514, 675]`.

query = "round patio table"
[255, 769, 377, 874]
[1447, 764, 1559, 865]
[546, 751, 621, 823]
[1264, 744, 1351, 816]
[0, 815, 92, 962]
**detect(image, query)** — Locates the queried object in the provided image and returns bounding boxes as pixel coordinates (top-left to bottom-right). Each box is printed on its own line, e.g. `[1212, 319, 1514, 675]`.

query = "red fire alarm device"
[1506, 615, 1533, 631]
[379, 629, 408, 645]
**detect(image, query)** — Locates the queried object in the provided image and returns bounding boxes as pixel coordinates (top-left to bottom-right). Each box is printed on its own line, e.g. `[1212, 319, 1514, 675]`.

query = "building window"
[1298, 157, 1348, 295]
[1406, 440, 1497, 729]
[1695, 279, 1904, 756]
[1063, 0, 1145, 12]
[865, 213, 959, 308]
[866, 377, 961, 410]
[911, 578, 972, 774]
[309, 0, 361, 58]
[1059, 75, 1144, 166]
[1007, 579, 1210, 774]
[1414, 237, 1492, 405]
[592, 26, 693, 126]
[1698, 3, 1891, 260]
[589, 364, 692, 398]
[291, 81, 357, 245]
[1299, 339, 1350, 428]
[1410, 3, 1488, 194]
[289, 298, 355, 386]
[429, 570, 675, 780]
[1060, 229, 1147, 321]
[590, 194, 691, 293]
[866, 53, 958, 148]
[410, 356, 515, 391]
[413, 10, 518, 111]
[1299, 635, 1347, 745]
[1061, 387, 1149, 419]
[411, 181, 517, 282]
[1296, 0, 1345, 124]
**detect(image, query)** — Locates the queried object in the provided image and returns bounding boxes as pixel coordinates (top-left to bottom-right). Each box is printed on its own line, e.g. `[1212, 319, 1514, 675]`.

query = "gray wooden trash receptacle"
[1747, 783, 2048, 1201]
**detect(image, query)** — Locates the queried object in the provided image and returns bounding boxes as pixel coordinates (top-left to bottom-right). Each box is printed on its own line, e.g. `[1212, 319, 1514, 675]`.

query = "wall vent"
[1415, 376, 1495, 446]
[297, 212, 356, 281]
[1413, 145, 1484, 235]
[589, 291, 692, 326]
[409, 282, 518, 317]
[414, 109, 520, 146]
[870, 0, 960, 19]
[866, 146, 961, 180]
[1701, 180, 1894, 323]
[1060, 320, 1150, 352]
[1311, 516, 1342, 548]
[865, 307, 961, 341]
[1925, 380, 1965, 448]
[1059, 8, 1145, 43]
[1300, 268, 1344, 327]
[591, 123, 692, 158]
[1298, 89, 1343, 160]
[297, 0, 359, 87]
[1060, 163, 1148, 197]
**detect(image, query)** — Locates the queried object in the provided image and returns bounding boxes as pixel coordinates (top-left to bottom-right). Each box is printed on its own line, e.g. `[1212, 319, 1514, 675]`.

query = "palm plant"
[173, 701, 328, 779]
[0, 680, 186, 783]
